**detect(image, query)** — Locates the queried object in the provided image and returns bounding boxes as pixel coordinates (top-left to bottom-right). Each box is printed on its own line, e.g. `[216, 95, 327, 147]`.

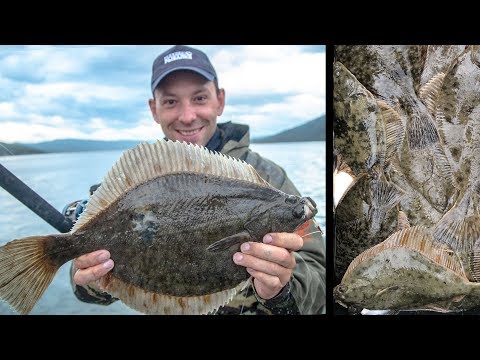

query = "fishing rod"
[0, 163, 73, 233]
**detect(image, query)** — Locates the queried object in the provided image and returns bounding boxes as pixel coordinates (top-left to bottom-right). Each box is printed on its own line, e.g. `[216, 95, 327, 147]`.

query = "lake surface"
[0, 141, 325, 314]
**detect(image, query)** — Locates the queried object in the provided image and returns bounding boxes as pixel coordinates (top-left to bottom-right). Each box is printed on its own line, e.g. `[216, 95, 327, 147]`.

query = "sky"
[0, 45, 325, 144]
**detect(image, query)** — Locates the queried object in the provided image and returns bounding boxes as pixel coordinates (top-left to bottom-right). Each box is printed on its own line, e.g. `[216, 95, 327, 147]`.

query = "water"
[0, 141, 325, 314]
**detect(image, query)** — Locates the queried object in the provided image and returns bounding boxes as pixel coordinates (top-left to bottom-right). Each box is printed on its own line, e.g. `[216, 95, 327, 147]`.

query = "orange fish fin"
[294, 219, 322, 242]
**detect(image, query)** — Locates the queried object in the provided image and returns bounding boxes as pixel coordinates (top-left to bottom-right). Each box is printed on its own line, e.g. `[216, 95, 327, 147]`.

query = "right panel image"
[333, 45, 480, 315]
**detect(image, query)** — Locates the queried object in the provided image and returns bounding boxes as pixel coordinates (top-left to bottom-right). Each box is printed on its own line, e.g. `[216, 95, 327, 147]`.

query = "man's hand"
[232, 232, 303, 300]
[72, 250, 114, 286]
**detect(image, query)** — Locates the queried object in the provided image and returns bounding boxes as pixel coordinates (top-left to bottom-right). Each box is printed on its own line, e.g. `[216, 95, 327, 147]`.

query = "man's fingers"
[73, 259, 114, 285]
[234, 252, 292, 285]
[240, 242, 296, 269]
[262, 232, 303, 251]
[73, 250, 110, 269]
[246, 268, 284, 300]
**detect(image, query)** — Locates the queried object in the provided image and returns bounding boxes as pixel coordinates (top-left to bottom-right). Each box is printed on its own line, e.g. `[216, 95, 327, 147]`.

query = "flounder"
[334, 171, 404, 283]
[334, 226, 480, 313]
[334, 45, 480, 313]
[0, 140, 317, 315]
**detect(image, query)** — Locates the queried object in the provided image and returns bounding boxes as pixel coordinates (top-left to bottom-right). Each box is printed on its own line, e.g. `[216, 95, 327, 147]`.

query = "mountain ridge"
[0, 115, 325, 156]
[251, 115, 325, 143]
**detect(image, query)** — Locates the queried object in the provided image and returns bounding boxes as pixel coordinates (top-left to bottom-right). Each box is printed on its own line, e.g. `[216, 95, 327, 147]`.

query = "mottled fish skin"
[393, 140, 456, 214]
[336, 46, 420, 101]
[334, 173, 402, 283]
[336, 45, 441, 151]
[387, 162, 443, 227]
[434, 50, 480, 193]
[432, 185, 480, 255]
[334, 61, 386, 176]
[335, 46, 454, 208]
[46, 174, 312, 297]
[335, 45, 463, 224]
[0, 140, 318, 314]
[334, 45, 480, 314]
[334, 226, 480, 313]
[420, 45, 467, 91]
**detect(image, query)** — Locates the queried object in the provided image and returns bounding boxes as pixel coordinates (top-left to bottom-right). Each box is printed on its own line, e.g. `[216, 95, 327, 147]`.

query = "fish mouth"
[304, 197, 318, 219]
[333, 284, 347, 303]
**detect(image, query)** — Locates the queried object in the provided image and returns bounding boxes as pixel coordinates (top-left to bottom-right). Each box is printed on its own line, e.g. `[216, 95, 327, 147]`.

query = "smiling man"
[148, 47, 223, 146]
[67, 45, 326, 315]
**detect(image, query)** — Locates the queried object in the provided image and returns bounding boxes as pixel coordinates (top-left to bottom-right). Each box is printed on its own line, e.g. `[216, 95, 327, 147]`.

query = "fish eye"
[285, 195, 298, 204]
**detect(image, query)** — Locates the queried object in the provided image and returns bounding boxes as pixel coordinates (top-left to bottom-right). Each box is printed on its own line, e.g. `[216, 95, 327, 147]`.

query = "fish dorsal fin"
[344, 226, 466, 280]
[396, 210, 411, 231]
[377, 100, 405, 161]
[72, 140, 271, 233]
[419, 72, 446, 114]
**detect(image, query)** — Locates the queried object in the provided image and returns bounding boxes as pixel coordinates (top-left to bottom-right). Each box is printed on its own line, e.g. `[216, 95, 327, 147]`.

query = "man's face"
[149, 70, 225, 146]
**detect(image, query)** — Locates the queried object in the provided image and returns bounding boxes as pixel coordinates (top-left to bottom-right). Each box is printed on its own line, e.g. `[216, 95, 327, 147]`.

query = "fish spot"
[131, 210, 160, 246]
[99, 199, 109, 207]
[177, 297, 187, 310]
[450, 147, 461, 161]
[206, 196, 227, 210]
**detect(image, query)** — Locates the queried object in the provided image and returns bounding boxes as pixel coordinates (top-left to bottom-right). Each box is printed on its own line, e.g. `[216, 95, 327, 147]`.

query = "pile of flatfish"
[334, 45, 480, 313]
[0, 139, 317, 315]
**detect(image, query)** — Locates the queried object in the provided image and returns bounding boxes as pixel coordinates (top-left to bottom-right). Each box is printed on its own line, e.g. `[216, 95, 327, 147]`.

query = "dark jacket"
[70, 122, 326, 314]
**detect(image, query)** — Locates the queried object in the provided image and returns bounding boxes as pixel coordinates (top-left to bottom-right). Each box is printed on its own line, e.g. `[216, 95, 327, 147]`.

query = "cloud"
[0, 46, 110, 82]
[0, 102, 16, 117]
[223, 93, 325, 137]
[212, 46, 325, 97]
[0, 121, 86, 143]
[0, 116, 163, 144]
[23, 82, 142, 104]
[0, 45, 325, 143]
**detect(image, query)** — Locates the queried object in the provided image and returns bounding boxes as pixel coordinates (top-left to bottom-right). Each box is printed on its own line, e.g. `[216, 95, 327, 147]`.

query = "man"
[67, 45, 326, 315]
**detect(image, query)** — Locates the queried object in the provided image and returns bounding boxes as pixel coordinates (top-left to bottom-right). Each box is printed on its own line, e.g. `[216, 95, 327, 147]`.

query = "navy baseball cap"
[151, 45, 217, 93]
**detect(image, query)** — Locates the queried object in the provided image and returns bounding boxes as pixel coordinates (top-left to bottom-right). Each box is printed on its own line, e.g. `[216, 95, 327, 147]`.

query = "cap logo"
[164, 51, 193, 64]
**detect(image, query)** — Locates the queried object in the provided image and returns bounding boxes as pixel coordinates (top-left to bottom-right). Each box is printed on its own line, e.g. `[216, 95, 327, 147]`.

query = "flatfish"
[334, 171, 403, 283]
[333, 60, 386, 176]
[0, 140, 317, 315]
[334, 45, 480, 314]
[334, 226, 480, 313]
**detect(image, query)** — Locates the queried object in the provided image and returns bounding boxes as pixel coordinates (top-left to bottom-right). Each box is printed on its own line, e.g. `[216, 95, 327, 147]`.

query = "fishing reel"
[61, 184, 100, 221]
[62, 199, 88, 221]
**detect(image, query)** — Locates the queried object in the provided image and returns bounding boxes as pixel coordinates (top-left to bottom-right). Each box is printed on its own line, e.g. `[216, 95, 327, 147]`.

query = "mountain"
[0, 142, 45, 156]
[2, 116, 326, 156]
[23, 139, 144, 153]
[251, 116, 325, 143]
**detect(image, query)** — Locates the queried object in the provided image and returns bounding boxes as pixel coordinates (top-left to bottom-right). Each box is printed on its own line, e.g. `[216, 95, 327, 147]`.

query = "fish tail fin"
[0, 235, 60, 314]
[369, 179, 404, 235]
[408, 112, 439, 150]
[433, 211, 480, 253]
